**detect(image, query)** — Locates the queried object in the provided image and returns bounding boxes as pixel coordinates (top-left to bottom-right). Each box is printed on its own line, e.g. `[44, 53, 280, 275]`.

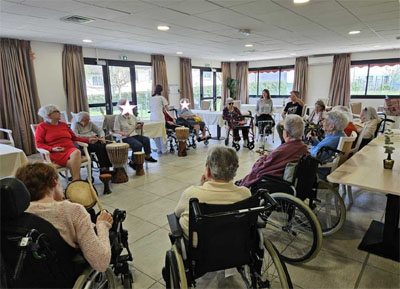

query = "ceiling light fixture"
[82, 39, 93, 43]
[230, 58, 235, 61]
[348, 30, 361, 35]
[293, 0, 310, 4]
[176, 51, 183, 55]
[239, 29, 251, 36]
[290, 53, 297, 56]
[245, 44, 253, 47]
[157, 25, 170, 31]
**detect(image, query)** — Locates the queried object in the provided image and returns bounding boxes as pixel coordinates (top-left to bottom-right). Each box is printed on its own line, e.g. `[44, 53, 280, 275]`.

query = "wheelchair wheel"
[164, 246, 188, 289]
[224, 138, 229, 146]
[73, 268, 117, 289]
[241, 238, 292, 289]
[247, 142, 255, 150]
[262, 193, 322, 264]
[233, 143, 240, 151]
[122, 273, 133, 289]
[204, 139, 209, 145]
[311, 184, 346, 236]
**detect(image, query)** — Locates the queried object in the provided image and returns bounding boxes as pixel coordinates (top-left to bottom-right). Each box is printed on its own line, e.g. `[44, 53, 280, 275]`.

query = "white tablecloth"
[143, 121, 167, 141]
[192, 110, 225, 127]
[0, 144, 28, 178]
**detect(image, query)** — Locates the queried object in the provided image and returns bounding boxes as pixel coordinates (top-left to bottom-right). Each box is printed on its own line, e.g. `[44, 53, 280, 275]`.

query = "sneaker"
[145, 157, 158, 163]
[128, 161, 136, 170]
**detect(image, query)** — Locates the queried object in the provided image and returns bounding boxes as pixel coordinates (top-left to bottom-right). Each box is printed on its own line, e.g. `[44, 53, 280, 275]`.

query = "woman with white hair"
[114, 99, 157, 168]
[175, 146, 251, 237]
[356, 106, 381, 143]
[331, 106, 357, 137]
[309, 110, 348, 161]
[35, 105, 97, 181]
[238, 115, 308, 189]
[223, 97, 249, 147]
[71, 111, 112, 173]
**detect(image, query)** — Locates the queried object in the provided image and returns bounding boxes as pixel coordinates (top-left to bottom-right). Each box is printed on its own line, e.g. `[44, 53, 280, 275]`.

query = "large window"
[248, 66, 295, 98]
[191, 67, 222, 110]
[351, 59, 400, 98]
[84, 59, 152, 119]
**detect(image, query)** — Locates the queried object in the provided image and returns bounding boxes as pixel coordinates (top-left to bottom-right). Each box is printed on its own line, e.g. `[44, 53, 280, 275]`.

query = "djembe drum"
[106, 143, 129, 183]
[175, 126, 189, 157]
[133, 152, 145, 176]
[99, 173, 112, 195]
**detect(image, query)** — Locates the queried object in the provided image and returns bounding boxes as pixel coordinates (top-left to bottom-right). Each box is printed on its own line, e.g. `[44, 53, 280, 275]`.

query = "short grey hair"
[118, 98, 127, 107]
[206, 146, 239, 181]
[332, 106, 353, 122]
[284, 115, 304, 140]
[76, 111, 90, 122]
[325, 111, 348, 132]
[362, 106, 380, 121]
[38, 104, 60, 121]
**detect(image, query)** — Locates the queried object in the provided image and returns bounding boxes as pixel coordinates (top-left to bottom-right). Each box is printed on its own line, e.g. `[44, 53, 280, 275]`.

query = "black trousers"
[88, 142, 112, 168]
[122, 135, 151, 160]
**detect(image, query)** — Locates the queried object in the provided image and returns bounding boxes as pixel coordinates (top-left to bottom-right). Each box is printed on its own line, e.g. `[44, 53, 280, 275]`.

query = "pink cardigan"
[27, 200, 111, 272]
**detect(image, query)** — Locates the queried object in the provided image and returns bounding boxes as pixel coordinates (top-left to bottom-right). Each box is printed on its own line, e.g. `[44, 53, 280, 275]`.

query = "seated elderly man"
[114, 99, 157, 169]
[237, 115, 308, 191]
[175, 146, 251, 238]
[71, 111, 112, 173]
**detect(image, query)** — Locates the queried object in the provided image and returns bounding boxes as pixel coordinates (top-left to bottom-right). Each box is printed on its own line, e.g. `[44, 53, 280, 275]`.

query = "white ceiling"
[1, 0, 399, 61]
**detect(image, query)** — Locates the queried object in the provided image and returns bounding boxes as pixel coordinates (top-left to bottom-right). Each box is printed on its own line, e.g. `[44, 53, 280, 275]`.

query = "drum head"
[65, 180, 97, 209]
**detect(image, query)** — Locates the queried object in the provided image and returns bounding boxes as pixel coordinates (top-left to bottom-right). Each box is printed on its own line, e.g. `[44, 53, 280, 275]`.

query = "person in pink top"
[238, 114, 308, 189]
[36, 104, 98, 180]
[16, 162, 113, 272]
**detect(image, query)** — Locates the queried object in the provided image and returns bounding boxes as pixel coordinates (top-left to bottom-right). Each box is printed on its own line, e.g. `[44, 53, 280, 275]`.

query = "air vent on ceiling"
[60, 15, 94, 24]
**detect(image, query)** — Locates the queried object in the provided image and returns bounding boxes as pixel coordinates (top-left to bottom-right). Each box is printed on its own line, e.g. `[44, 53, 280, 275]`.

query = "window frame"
[248, 65, 295, 98]
[192, 66, 222, 110]
[84, 58, 151, 114]
[350, 58, 400, 99]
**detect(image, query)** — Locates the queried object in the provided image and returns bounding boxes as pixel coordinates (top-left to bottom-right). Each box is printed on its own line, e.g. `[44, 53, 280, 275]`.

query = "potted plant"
[226, 77, 237, 100]
[383, 145, 395, 169]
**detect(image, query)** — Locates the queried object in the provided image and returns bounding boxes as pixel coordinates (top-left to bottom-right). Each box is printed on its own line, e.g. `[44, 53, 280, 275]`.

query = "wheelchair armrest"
[75, 141, 88, 148]
[259, 175, 295, 195]
[167, 214, 183, 239]
[37, 148, 52, 163]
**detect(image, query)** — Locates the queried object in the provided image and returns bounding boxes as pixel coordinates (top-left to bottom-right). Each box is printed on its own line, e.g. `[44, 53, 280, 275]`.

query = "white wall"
[30, 40, 398, 113]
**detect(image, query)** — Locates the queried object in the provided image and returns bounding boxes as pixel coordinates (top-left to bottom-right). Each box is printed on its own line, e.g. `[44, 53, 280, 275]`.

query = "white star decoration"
[180, 99, 190, 110]
[119, 100, 136, 115]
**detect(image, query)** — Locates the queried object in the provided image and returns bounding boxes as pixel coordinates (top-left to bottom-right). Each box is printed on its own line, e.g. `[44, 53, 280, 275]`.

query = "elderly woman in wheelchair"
[1, 163, 133, 289]
[163, 146, 293, 288]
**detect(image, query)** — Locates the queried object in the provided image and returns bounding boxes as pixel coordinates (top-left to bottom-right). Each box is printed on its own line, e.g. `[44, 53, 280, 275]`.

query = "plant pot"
[383, 159, 394, 170]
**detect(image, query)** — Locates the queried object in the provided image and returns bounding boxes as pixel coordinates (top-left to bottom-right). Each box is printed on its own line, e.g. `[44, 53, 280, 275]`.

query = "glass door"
[109, 66, 133, 114]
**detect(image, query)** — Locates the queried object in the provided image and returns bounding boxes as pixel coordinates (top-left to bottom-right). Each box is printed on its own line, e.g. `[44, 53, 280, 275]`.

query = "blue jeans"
[123, 135, 151, 160]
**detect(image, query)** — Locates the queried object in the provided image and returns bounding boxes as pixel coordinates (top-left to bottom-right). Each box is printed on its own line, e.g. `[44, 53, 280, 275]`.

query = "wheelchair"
[0, 178, 133, 289]
[163, 190, 293, 289]
[256, 118, 275, 153]
[224, 112, 255, 151]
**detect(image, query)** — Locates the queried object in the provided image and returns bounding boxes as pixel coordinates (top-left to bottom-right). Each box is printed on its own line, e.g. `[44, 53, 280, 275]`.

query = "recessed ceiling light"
[176, 51, 183, 55]
[373, 45, 381, 48]
[230, 58, 235, 61]
[245, 44, 253, 47]
[157, 25, 170, 31]
[293, 0, 310, 3]
[82, 39, 92, 43]
[348, 30, 361, 35]
[290, 53, 297, 56]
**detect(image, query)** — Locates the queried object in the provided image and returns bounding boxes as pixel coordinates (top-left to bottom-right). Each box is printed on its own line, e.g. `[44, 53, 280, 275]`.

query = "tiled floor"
[29, 135, 400, 289]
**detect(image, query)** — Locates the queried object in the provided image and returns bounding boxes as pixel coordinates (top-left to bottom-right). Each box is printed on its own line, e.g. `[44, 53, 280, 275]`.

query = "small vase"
[383, 159, 394, 170]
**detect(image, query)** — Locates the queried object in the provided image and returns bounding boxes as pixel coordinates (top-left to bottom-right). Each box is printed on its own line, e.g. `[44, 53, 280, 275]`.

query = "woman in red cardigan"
[36, 105, 97, 181]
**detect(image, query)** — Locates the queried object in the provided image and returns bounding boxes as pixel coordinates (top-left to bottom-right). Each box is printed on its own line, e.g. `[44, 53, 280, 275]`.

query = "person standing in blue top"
[308, 110, 348, 179]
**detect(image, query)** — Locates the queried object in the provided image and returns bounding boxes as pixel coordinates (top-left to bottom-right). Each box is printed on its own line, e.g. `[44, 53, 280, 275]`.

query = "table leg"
[210, 125, 225, 140]
[358, 194, 400, 262]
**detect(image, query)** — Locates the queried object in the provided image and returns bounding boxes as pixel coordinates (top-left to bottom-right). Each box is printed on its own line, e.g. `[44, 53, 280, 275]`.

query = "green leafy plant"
[384, 145, 395, 160]
[226, 77, 237, 100]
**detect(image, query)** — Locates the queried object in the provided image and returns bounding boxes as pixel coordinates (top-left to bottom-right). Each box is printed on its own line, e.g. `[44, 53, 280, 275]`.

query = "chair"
[30, 124, 92, 183]
[163, 191, 293, 288]
[60, 111, 71, 124]
[200, 100, 212, 110]
[349, 102, 362, 119]
[0, 128, 15, 147]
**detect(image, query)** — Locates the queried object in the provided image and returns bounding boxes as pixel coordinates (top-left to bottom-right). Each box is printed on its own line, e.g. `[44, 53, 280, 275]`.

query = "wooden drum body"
[106, 143, 129, 183]
[175, 126, 189, 157]
[133, 152, 145, 176]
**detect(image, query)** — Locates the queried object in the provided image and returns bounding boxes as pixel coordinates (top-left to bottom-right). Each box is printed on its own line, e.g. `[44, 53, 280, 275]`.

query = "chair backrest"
[350, 102, 362, 117]
[233, 100, 241, 109]
[188, 194, 261, 278]
[352, 126, 369, 153]
[301, 104, 308, 117]
[60, 111, 69, 123]
[200, 100, 211, 110]
[102, 115, 117, 136]
[30, 124, 38, 137]
[0, 178, 79, 288]
[291, 154, 320, 201]
[337, 132, 357, 167]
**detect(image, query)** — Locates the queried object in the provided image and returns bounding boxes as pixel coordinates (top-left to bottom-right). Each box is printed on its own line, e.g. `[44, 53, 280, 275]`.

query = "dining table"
[0, 144, 29, 178]
[327, 130, 400, 261]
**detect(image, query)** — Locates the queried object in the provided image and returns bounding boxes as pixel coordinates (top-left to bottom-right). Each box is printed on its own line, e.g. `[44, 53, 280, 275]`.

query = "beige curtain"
[293, 57, 308, 102]
[151, 54, 169, 101]
[0, 38, 40, 155]
[328, 54, 351, 106]
[62, 45, 88, 116]
[236, 61, 249, 104]
[179, 57, 194, 108]
[221, 62, 231, 110]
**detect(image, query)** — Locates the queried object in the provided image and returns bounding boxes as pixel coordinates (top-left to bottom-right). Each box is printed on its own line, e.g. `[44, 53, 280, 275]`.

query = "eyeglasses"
[228, 103, 234, 105]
